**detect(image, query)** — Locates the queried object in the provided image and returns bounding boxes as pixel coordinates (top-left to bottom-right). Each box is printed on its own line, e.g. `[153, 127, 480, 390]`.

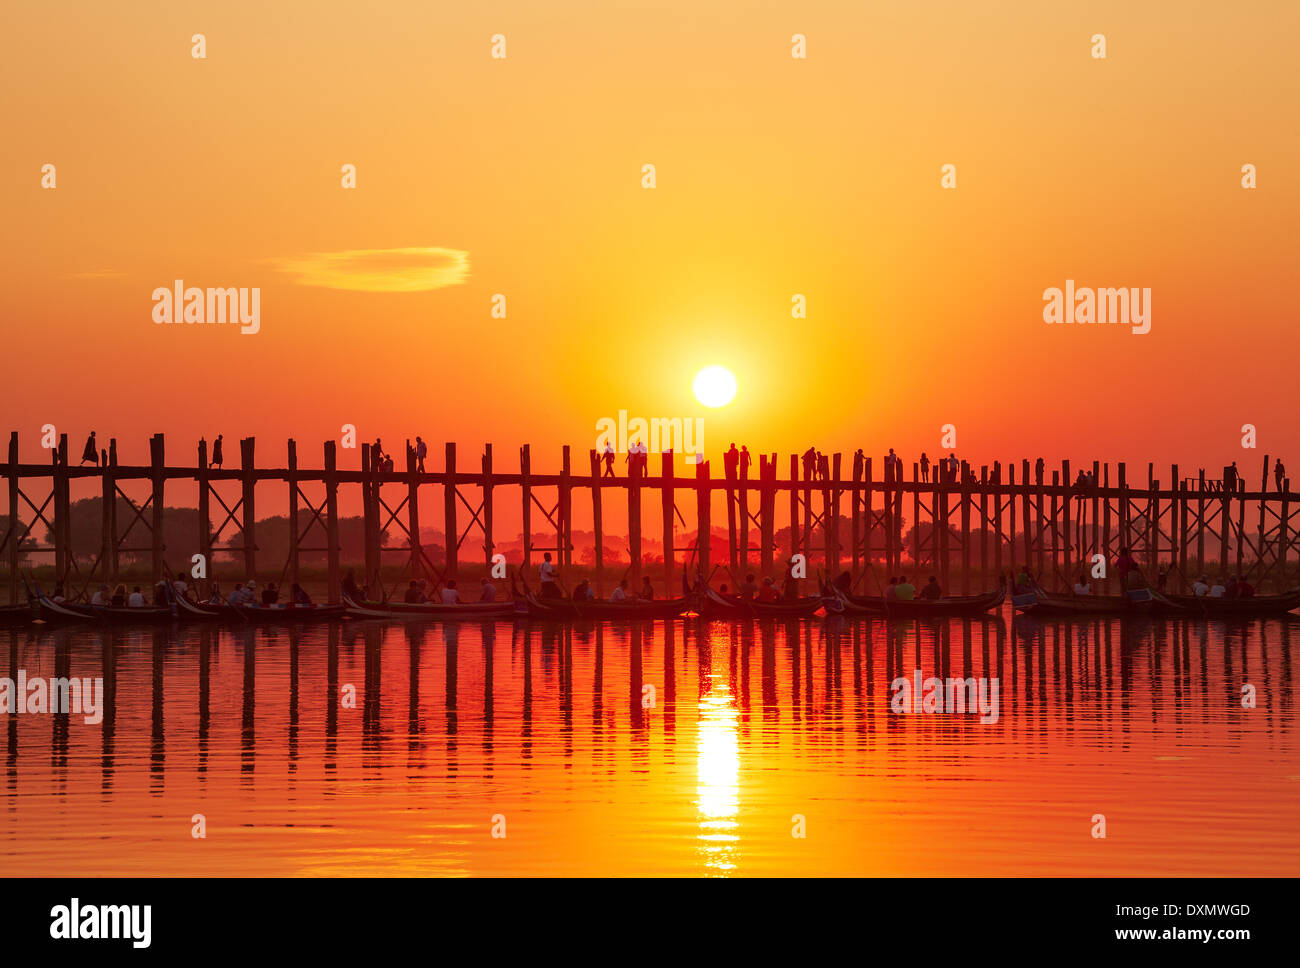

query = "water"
[2, 612, 1297, 876]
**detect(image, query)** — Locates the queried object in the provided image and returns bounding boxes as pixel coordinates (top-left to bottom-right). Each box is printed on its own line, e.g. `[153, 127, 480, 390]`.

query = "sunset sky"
[4, 1, 1299, 482]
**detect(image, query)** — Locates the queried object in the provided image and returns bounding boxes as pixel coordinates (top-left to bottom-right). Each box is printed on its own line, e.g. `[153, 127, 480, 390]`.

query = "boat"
[825, 583, 1005, 617]
[1157, 588, 1300, 618]
[0, 602, 35, 627]
[512, 585, 688, 620]
[1012, 586, 1173, 617]
[35, 591, 175, 624]
[342, 593, 515, 620]
[693, 586, 826, 619]
[175, 593, 347, 623]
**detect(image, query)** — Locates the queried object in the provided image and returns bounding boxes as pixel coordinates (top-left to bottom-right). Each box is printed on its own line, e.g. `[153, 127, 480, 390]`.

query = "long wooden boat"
[513, 587, 688, 620]
[0, 602, 35, 626]
[1158, 589, 1300, 618]
[693, 587, 826, 619]
[342, 593, 515, 620]
[36, 592, 176, 624]
[1012, 587, 1173, 617]
[175, 594, 347, 623]
[826, 584, 1005, 617]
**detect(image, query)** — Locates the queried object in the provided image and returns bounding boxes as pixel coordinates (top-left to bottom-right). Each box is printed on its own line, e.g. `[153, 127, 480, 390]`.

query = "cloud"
[267, 247, 470, 292]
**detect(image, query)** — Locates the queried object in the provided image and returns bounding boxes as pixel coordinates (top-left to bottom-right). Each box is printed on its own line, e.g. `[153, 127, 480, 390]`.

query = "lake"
[2, 613, 1296, 876]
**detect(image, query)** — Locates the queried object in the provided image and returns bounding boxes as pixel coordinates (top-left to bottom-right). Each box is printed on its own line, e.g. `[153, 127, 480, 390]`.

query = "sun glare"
[693, 365, 737, 408]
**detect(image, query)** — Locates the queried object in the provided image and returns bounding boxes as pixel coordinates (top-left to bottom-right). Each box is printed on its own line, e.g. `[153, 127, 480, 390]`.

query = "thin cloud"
[267, 247, 470, 292]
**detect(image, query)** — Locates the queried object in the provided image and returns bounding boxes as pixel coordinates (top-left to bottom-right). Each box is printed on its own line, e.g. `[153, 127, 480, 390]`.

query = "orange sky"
[3, 1, 1298, 481]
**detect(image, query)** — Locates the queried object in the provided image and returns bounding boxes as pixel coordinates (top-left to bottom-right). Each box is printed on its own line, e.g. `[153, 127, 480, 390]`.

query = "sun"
[693, 365, 737, 408]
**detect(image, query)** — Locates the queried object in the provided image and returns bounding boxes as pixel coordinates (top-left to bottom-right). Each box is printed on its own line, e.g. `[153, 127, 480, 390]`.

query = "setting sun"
[692, 366, 737, 408]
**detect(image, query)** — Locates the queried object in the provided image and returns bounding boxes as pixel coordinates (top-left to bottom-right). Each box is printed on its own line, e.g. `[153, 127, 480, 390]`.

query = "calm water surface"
[2, 612, 1297, 876]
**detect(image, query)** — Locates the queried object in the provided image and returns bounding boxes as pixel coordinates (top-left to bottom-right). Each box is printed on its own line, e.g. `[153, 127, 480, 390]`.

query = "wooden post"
[197, 439, 211, 591]
[444, 441, 457, 579]
[850, 451, 862, 579]
[559, 445, 572, 568]
[1174, 464, 1186, 587]
[883, 455, 895, 573]
[240, 437, 256, 582]
[53, 434, 69, 582]
[661, 451, 675, 590]
[992, 462, 1003, 580]
[828, 452, 842, 576]
[628, 448, 642, 584]
[788, 455, 799, 562]
[979, 466, 989, 589]
[912, 462, 922, 571]
[1147, 464, 1159, 579]
[863, 457, 874, 579]
[937, 461, 950, 589]
[759, 455, 775, 577]
[695, 459, 710, 578]
[1061, 460, 1071, 585]
[482, 444, 495, 572]
[1218, 466, 1231, 580]
[1021, 460, 1032, 572]
[520, 445, 532, 569]
[738, 451, 750, 573]
[405, 439, 421, 579]
[324, 440, 340, 603]
[589, 449, 604, 595]
[1006, 463, 1016, 575]
[960, 461, 971, 594]
[108, 439, 119, 579]
[1049, 471, 1060, 589]
[725, 453, 739, 574]
[1196, 469, 1206, 573]
[7, 433, 18, 603]
[288, 438, 301, 585]
[150, 433, 165, 584]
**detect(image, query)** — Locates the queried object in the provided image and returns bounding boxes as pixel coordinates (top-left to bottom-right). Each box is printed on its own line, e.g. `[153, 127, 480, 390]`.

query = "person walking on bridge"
[80, 431, 98, 466]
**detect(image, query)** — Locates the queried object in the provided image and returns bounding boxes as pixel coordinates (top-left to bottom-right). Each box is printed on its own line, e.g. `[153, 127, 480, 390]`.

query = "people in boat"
[539, 552, 562, 599]
[833, 571, 853, 593]
[919, 452, 930, 482]
[480, 577, 498, 602]
[895, 577, 916, 601]
[1156, 568, 1170, 591]
[741, 573, 760, 600]
[1225, 575, 1238, 598]
[639, 577, 655, 600]
[111, 584, 127, 607]
[172, 572, 191, 600]
[404, 580, 423, 604]
[572, 579, 594, 602]
[1192, 574, 1210, 597]
[51, 582, 67, 603]
[80, 431, 98, 466]
[603, 442, 616, 477]
[1073, 575, 1092, 595]
[1013, 568, 1033, 594]
[127, 586, 146, 608]
[919, 576, 942, 600]
[341, 570, 361, 602]
[757, 577, 780, 602]
[884, 577, 898, 601]
[207, 582, 223, 604]
[291, 583, 312, 606]
[441, 579, 461, 604]
[610, 579, 630, 602]
[210, 434, 224, 469]
[261, 582, 280, 606]
[91, 584, 109, 606]
[226, 582, 250, 605]
[153, 581, 168, 605]
[1235, 575, 1255, 598]
[1208, 577, 1226, 598]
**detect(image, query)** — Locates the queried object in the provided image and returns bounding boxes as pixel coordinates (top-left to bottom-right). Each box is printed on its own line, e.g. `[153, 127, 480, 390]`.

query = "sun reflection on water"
[694, 678, 740, 875]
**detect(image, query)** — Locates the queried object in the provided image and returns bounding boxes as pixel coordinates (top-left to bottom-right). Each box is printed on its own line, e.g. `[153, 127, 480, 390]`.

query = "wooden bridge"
[2, 431, 1296, 603]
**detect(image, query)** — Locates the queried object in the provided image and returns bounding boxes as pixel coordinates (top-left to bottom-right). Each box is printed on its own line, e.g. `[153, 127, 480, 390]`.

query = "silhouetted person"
[341, 569, 361, 601]
[1225, 461, 1239, 494]
[919, 452, 930, 482]
[603, 442, 616, 477]
[261, 582, 279, 606]
[740, 446, 751, 476]
[1035, 457, 1045, 484]
[415, 435, 427, 473]
[1275, 460, 1286, 491]
[210, 434, 224, 469]
[80, 432, 97, 466]
[724, 443, 739, 477]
